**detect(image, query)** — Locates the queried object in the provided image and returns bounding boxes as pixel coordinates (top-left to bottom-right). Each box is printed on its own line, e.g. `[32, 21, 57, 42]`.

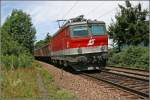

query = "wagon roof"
[34, 43, 50, 51]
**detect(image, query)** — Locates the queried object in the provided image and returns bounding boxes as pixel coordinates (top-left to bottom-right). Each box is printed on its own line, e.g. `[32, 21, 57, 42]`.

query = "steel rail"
[102, 70, 149, 82]
[108, 65, 149, 72]
[81, 72, 149, 98]
[104, 68, 149, 78]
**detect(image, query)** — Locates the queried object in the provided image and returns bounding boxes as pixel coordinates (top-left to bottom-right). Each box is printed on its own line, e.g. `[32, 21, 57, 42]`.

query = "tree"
[34, 40, 45, 49]
[1, 9, 36, 54]
[108, 1, 148, 51]
[34, 32, 52, 49]
[45, 32, 52, 44]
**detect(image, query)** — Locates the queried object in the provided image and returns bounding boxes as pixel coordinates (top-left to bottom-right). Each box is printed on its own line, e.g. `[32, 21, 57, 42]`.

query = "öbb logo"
[88, 38, 95, 46]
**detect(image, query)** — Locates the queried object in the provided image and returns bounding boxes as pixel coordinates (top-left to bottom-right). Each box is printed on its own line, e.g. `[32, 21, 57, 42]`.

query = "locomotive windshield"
[89, 24, 106, 36]
[71, 23, 106, 37]
[71, 26, 88, 37]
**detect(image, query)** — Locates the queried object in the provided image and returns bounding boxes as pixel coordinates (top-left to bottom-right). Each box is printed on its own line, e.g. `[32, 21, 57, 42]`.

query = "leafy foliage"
[1, 9, 36, 69]
[34, 32, 52, 49]
[1, 9, 36, 53]
[108, 46, 149, 70]
[1, 53, 34, 70]
[108, 1, 149, 51]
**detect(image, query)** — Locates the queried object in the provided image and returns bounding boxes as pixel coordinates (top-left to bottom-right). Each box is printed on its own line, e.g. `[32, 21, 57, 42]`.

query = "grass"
[1, 61, 75, 100]
[35, 63, 76, 100]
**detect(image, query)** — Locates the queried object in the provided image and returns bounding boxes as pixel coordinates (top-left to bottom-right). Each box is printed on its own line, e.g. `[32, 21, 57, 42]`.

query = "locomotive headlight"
[101, 46, 105, 51]
[78, 48, 82, 54]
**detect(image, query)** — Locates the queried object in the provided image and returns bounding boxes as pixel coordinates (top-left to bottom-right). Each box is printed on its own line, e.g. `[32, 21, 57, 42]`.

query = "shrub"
[18, 53, 34, 68]
[108, 46, 149, 70]
[1, 53, 34, 70]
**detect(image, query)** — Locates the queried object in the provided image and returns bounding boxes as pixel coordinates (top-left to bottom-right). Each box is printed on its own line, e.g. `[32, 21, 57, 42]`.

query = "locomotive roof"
[53, 19, 105, 38]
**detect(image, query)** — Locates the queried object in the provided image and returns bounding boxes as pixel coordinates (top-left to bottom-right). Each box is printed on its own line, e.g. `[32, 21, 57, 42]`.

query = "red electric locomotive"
[34, 15, 108, 71]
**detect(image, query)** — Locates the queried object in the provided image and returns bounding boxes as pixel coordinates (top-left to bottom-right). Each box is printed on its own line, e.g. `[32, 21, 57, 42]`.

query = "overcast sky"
[1, 1, 149, 46]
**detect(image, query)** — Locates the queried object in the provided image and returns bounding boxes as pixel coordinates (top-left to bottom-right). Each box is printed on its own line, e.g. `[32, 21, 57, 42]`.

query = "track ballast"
[80, 70, 149, 99]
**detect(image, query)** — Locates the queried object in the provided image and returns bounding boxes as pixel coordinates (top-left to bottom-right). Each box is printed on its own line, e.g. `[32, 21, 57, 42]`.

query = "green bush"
[108, 46, 149, 70]
[1, 53, 34, 70]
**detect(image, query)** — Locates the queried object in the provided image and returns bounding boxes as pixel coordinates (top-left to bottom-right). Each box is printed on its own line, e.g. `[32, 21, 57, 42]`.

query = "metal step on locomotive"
[34, 15, 108, 71]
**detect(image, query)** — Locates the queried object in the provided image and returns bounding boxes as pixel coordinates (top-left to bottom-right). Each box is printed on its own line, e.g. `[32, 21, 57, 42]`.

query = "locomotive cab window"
[89, 24, 106, 36]
[71, 26, 88, 37]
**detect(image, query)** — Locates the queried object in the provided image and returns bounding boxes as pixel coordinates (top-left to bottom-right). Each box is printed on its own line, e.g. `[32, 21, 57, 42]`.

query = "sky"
[1, 1, 149, 47]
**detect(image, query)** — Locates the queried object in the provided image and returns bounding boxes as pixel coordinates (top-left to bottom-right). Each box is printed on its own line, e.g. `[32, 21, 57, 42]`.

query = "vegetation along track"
[80, 70, 149, 99]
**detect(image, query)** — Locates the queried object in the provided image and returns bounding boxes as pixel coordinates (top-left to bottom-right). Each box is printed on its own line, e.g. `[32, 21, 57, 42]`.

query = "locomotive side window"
[71, 26, 88, 37]
[90, 24, 106, 36]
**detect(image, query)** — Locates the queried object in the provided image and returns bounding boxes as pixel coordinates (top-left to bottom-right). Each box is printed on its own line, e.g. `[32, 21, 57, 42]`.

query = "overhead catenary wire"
[97, 1, 124, 19]
[59, 1, 117, 27]
[62, 1, 78, 20]
[57, 1, 78, 27]
[98, 7, 117, 19]
[86, 2, 105, 16]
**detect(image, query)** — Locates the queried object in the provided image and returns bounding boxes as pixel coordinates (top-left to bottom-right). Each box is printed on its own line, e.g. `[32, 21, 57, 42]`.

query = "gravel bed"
[38, 61, 145, 100]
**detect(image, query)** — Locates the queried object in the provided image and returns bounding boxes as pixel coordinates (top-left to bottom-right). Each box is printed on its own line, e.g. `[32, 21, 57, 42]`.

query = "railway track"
[105, 67, 149, 81]
[81, 70, 149, 99]
[105, 66, 149, 74]
[107, 66, 149, 73]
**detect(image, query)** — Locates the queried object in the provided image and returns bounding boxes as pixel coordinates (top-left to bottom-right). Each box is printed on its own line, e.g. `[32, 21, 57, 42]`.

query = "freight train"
[34, 15, 108, 71]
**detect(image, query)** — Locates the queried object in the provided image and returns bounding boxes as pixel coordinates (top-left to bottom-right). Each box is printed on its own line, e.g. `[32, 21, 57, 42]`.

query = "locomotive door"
[62, 37, 65, 56]
[62, 29, 66, 56]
